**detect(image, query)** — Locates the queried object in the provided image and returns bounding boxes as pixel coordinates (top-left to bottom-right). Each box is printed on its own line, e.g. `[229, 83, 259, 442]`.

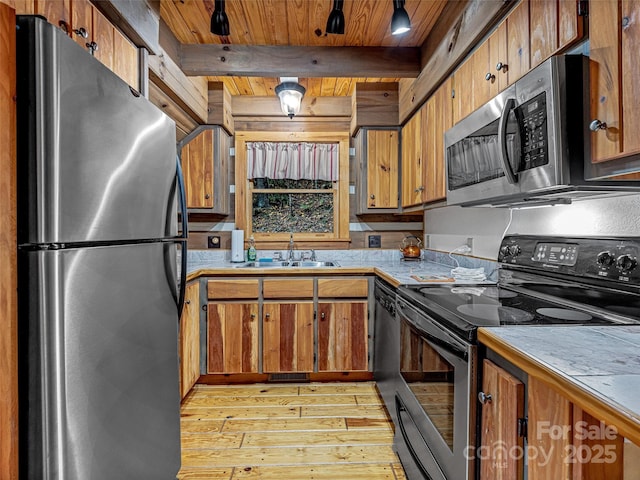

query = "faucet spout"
[288, 234, 295, 262]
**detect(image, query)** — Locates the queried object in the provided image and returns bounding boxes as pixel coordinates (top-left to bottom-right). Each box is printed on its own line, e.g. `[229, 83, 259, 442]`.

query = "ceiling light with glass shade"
[275, 78, 306, 119]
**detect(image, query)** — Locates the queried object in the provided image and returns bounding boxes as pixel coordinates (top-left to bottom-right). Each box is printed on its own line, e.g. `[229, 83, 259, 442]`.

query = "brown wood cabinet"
[317, 301, 368, 372]
[424, 78, 452, 204]
[401, 106, 425, 207]
[207, 302, 259, 374]
[179, 281, 200, 399]
[354, 127, 400, 214]
[479, 360, 525, 480]
[589, 0, 640, 164]
[262, 301, 314, 373]
[180, 126, 231, 214]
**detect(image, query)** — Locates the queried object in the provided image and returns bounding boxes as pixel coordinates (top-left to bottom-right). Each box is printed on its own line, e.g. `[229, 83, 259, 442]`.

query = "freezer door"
[20, 243, 181, 480]
[17, 17, 178, 245]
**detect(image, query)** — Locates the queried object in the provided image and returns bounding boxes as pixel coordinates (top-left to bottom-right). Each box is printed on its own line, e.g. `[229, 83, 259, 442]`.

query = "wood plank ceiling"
[160, 0, 448, 96]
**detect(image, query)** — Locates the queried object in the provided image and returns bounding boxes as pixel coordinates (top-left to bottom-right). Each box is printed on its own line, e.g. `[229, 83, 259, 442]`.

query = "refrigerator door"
[17, 17, 177, 245]
[20, 243, 181, 480]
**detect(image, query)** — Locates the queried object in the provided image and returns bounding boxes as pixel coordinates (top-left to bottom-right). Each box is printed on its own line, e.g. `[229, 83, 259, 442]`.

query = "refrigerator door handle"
[176, 156, 188, 318]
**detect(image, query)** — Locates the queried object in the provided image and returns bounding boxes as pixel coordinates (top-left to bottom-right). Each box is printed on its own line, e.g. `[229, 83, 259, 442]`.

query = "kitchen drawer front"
[263, 278, 313, 299]
[318, 278, 368, 298]
[208, 279, 260, 299]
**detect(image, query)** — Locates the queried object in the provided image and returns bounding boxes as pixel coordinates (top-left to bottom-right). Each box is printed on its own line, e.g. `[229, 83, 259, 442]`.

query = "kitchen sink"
[236, 260, 339, 268]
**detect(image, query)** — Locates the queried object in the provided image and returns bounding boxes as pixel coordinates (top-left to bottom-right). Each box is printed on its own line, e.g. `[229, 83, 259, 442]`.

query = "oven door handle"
[498, 97, 519, 184]
[398, 305, 469, 361]
[395, 394, 435, 480]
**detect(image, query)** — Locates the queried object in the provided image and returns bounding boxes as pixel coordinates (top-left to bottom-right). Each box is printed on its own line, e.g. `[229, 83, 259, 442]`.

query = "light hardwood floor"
[178, 382, 407, 479]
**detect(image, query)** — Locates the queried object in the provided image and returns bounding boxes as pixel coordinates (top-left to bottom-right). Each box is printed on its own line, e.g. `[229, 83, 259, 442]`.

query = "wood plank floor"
[178, 382, 407, 479]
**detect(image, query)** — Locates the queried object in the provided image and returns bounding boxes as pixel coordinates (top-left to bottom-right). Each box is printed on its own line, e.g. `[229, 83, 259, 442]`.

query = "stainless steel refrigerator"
[16, 16, 187, 480]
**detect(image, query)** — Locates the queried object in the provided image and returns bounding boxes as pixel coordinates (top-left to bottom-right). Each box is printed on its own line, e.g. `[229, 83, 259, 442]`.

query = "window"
[235, 132, 350, 245]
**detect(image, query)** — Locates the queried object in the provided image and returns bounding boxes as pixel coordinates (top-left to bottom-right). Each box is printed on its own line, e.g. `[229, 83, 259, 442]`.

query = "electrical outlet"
[208, 235, 221, 248]
[466, 237, 474, 251]
[368, 235, 382, 248]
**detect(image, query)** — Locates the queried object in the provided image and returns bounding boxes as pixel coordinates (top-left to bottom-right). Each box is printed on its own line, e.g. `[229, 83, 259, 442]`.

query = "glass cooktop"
[397, 283, 640, 343]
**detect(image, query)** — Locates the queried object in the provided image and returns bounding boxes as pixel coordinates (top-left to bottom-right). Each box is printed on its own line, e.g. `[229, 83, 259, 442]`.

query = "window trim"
[235, 131, 350, 245]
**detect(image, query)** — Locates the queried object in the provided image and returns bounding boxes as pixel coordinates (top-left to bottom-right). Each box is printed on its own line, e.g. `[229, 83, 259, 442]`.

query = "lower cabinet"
[317, 301, 368, 372]
[262, 302, 314, 373]
[480, 354, 632, 479]
[179, 281, 200, 399]
[207, 302, 259, 374]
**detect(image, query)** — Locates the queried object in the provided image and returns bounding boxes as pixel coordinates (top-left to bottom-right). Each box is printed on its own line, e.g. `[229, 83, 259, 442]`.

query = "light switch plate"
[208, 235, 221, 248]
[368, 235, 381, 248]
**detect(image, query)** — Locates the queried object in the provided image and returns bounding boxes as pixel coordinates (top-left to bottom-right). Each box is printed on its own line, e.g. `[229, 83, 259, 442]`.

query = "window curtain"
[246, 142, 339, 181]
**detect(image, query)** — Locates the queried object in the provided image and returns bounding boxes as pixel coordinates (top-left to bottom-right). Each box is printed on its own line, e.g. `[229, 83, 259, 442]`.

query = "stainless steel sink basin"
[235, 260, 339, 268]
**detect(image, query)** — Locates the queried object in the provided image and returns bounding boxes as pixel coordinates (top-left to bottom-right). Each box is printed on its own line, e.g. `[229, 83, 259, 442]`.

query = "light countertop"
[479, 325, 640, 446]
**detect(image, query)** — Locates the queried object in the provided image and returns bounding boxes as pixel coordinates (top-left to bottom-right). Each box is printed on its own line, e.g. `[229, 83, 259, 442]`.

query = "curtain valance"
[246, 142, 339, 181]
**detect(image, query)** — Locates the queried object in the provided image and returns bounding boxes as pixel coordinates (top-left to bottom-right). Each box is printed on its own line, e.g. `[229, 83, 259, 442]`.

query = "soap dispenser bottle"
[247, 235, 257, 261]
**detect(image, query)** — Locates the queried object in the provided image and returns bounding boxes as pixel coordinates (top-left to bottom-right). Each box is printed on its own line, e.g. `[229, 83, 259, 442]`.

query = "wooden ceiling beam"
[179, 45, 421, 78]
[232, 96, 351, 117]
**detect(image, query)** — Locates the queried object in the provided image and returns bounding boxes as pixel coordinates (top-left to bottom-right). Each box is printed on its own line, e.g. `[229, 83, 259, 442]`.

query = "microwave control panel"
[519, 92, 548, 170]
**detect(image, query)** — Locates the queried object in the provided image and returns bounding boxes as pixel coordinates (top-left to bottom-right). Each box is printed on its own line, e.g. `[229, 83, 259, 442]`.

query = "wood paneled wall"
[0, 3, 18, 478]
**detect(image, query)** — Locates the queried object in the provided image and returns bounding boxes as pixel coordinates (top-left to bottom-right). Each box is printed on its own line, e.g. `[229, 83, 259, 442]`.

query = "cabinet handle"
[496, 61, 507, 72]
[589, 119, 607, 132]
[478, 391, 493, 405]
[73, 27, 88, 39]
[58, 20, 69, 34]
[86, 41, 98, 56]
[320, 312, 325, 320]
[205, 193, 211, 199]
[185, 300, 191, 305]
[414, 186, 424, 193]
[485, 72, 495, 82]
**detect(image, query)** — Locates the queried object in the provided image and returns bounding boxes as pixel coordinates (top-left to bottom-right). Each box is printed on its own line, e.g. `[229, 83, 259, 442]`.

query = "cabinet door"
[590, 0, 640, 163]
[35, 0, 70, 33]
[112, 27, 139, 90]
[424, 78, 452, 203]
[490, 21, 509, 93]
[473, 39, 494, 108]
[452, 55, 475, 123]
[479, 360, 525, 480]
[401, 108, 424, 207]
[529, 0, 557, 68]
[182, 129, 214, 209]
[70, 0, 92, 49]
[506, 0, 530, 85]
[92, 5, 114, 70]
[207, 302, 259, 374]
[262, 302, 314, 373]
[366, 129, 399, 209]
[317, 301, 368, 372]
[179, 281, 200, 398]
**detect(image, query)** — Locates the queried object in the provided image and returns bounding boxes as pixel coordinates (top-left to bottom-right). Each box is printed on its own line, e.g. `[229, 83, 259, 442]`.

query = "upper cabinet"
[589, 0, 640, 164]
[354, 127, 400, 214]
[17, 0, 139, 90]
[180, 126, 231, 215]
[424, 78, 452, 204]
[401, 106, 425, 208]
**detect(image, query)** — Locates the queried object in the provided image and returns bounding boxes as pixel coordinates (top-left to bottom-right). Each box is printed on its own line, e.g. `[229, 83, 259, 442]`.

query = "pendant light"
[391, 0, 411, 35]
[210, 0, 230, 36]
[326, 0, 345, 35]
[275, 78, 306, 119]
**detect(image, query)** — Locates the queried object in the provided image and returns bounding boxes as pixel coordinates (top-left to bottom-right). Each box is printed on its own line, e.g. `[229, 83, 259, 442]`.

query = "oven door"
[396, 297, 476, 480]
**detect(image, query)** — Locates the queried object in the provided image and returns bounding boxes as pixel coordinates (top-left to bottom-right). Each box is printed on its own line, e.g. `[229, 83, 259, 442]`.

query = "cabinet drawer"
[318, 278, 368, 298]
[208, 279, 259, 299]
[263, 279, 313, 299]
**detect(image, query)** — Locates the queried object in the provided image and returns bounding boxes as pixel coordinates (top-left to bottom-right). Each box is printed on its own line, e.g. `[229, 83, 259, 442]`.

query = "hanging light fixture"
[390, 0, 411, 35]
[210, 0, 230, 36]
[275, 77, 306, 119]
[326, 0, 345, 35]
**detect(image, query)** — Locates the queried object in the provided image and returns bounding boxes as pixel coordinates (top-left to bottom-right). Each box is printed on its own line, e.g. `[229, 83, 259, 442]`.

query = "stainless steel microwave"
[444, 55, 640, 207]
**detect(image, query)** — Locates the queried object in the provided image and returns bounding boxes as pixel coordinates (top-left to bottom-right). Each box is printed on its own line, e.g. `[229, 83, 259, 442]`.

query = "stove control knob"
[616, 254, 638, 273]
[508, 245, 521, 257]
[596, 251, 615, 267]
[500, 245, 510, 257]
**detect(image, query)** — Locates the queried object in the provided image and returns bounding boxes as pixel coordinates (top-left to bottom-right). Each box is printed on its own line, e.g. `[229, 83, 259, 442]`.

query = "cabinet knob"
[265, 313, 270, 320]
[320, 312, 325, 320]
[414, 186, 424, 193]
[205, 193, 211, 199]
[86, 41, 98, 56]
[58, 20, 69, 34]
[478, 391, 493, 405]
[589, 119, 607, 132]
[74, 27, 88, 39]
[370, 194, 375, 199]
[185, 299, 191, 305]
[496, 61, 507, 72]
[485, 72, 495, 82]
[250, 313, 256, 319]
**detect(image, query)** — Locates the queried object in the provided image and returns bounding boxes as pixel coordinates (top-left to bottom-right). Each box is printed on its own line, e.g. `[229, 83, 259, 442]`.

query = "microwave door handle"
[498, 98, 519, 184]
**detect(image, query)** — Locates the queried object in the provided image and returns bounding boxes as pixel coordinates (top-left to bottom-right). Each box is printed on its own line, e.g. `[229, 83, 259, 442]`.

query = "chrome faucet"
[288, 234, 295, 262]
[310, 249, 317, 261]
